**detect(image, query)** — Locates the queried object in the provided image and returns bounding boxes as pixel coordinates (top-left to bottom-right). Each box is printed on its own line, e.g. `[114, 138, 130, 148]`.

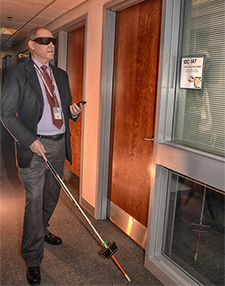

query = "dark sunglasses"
[32, 37, 57, 46]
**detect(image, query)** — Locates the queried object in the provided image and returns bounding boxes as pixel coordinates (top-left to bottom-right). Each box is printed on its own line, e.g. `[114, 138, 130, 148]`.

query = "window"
[162, 170, 224, 285]
[173, 0, 225, 157]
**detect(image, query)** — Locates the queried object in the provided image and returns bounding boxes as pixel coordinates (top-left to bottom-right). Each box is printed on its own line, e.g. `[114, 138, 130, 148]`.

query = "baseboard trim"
[107, 200, 147, 249]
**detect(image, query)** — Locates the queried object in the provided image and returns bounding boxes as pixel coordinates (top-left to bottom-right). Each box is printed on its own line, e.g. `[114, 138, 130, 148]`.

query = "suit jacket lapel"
[25, 59, 44, 108]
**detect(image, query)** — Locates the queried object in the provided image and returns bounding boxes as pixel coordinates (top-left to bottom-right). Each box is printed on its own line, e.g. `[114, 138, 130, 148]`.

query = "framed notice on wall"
[180, 55, 205, 90]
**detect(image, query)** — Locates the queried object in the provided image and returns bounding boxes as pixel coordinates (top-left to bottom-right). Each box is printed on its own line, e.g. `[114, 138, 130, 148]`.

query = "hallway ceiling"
[0, 0, 85, 53]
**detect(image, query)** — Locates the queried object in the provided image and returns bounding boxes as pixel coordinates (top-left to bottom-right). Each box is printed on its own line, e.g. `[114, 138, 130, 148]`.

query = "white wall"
[48, 0, 111, 212]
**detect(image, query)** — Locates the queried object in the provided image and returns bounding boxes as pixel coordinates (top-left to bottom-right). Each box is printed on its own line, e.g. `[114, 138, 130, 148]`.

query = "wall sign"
[180, 55, 205, 90]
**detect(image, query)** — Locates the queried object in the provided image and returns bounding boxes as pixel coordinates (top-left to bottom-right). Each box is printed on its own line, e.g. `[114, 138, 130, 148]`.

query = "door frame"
[96, 9, 116, 220]
[57, 16, 88, 208]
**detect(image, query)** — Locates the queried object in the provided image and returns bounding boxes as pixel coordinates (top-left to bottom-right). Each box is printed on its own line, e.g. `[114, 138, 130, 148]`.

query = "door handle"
[144, 136, 154, 142]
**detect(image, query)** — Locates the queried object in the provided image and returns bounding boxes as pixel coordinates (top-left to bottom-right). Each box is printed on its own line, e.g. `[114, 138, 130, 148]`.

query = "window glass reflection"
[162, 172, 224, 285]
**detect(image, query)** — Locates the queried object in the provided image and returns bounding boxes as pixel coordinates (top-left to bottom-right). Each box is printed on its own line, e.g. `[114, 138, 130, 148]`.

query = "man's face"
[28, 28, 55, 64]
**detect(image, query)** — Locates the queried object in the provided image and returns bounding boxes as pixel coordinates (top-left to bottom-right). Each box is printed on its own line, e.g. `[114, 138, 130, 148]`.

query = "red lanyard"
[32, 60, 56, 100]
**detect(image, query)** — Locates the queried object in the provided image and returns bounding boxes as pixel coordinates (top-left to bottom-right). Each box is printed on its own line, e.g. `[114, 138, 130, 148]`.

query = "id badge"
[53, 107, 62, 120]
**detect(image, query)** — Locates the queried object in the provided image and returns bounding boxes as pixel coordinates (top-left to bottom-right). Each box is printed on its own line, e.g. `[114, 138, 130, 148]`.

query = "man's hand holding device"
[70, 101, 87, 116]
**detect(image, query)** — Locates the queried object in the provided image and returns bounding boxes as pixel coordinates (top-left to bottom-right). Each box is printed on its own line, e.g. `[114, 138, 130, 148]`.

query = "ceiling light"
[0, 27, 17, 36]
[0, 28, 6, 34]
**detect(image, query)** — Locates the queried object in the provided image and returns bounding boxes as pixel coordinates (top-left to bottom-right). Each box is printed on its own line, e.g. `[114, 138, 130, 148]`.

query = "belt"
[37, 133, 64, 141]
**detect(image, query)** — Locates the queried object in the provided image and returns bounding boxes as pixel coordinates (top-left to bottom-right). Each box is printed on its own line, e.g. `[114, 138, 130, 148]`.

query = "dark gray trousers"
[19, 135, 65, 267]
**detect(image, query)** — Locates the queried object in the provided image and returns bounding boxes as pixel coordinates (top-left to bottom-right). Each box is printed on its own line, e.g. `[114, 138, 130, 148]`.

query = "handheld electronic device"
[77, 100, 87, 107]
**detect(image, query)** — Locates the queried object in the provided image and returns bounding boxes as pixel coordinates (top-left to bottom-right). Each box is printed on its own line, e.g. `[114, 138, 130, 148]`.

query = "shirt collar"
[32, 57, 50, 71]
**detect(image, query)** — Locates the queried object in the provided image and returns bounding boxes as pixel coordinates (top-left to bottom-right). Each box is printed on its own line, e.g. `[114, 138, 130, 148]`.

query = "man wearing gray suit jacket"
[1, 26, 85, 285]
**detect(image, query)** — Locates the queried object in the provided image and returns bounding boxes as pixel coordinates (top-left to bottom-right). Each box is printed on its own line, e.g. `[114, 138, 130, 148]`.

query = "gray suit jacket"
[1, 59, 77, 168]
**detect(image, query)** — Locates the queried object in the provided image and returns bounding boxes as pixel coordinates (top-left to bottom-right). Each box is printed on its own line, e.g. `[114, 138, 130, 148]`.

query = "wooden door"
[65, 26, 85, 190]
[109, 0, 162, 228]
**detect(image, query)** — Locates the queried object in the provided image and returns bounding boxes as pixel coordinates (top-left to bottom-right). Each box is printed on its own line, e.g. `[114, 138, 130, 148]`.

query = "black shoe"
[44, 232, 62, 245]
[26, 266, 41, 285]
